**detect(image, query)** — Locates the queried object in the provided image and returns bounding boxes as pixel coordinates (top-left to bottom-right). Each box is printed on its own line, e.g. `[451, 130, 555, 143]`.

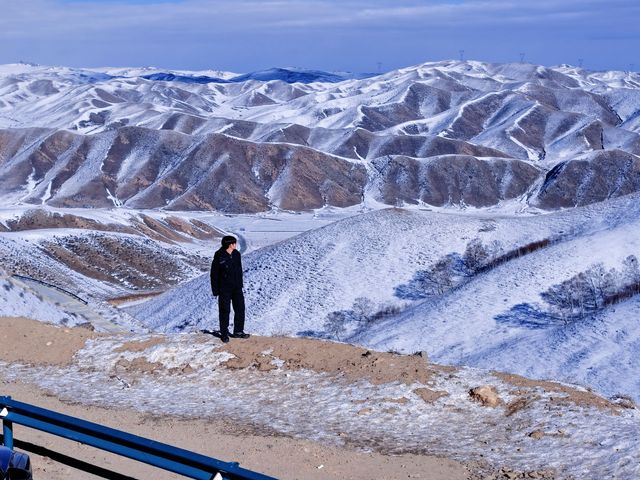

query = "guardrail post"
[2, 420, 13, 449]
[1, 413, 13, 450]
[1, 398, 13, 449]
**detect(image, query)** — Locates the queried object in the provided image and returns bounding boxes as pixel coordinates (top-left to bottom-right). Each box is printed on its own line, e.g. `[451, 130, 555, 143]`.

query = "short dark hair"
[221, 235, 237, 248]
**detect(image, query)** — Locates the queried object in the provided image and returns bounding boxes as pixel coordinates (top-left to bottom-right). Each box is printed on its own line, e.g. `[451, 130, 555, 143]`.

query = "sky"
[0, 0, 638, 74]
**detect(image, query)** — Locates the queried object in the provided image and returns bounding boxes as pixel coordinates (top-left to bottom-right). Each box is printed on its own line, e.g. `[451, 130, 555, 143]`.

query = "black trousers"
[218, 288, 245, 334]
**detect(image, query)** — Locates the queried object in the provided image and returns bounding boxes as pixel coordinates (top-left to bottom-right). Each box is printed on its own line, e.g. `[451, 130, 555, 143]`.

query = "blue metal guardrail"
[0, 396, 277, 480]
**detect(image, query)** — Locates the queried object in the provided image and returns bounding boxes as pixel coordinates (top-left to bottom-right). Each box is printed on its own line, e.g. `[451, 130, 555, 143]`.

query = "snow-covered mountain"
[1, 60, 640, 212]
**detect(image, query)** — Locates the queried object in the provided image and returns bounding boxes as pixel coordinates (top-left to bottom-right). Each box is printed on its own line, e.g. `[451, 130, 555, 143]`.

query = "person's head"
[221, 235, 237, 252]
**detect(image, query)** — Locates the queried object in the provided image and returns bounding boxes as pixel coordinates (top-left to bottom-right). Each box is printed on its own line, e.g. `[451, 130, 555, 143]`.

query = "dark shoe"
[220, 334, 230, 343]
[230, 332, 250, 339]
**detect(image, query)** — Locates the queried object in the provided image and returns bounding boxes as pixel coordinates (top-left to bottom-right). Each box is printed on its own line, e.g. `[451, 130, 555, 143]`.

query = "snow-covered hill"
[356, 205, 640, 401]
[0, 204, 352, 332]
[133, 193, 640, 402]
[0, 268, 145, 331]
[0, 207, 224, 305]
[0, 269, 90, 327]
[2, 60, 640, 212]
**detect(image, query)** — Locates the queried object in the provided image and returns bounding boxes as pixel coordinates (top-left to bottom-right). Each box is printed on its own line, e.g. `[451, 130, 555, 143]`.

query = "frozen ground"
[0, 329, 637, 479]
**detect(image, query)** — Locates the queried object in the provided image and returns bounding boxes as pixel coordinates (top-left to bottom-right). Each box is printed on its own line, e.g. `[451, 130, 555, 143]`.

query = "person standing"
[210, 235, 250, 343]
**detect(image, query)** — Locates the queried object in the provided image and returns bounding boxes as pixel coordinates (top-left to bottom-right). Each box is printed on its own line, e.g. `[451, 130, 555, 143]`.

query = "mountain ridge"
[2, 59, 640, 212]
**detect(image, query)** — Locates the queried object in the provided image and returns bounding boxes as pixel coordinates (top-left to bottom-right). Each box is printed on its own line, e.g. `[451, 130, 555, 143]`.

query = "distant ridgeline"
[142, 67, 372, 84]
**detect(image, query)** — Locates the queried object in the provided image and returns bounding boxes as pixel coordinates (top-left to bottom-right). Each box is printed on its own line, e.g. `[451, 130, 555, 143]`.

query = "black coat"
[210, 248, 243, 296]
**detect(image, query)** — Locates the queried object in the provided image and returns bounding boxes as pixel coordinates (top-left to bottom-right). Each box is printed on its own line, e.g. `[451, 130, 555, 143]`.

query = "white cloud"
[0, 0, 635, 37]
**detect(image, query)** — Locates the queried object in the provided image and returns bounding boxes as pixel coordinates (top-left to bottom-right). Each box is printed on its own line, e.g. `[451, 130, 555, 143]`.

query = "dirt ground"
[0, 317, 472, 480]
[0, 316, 97, 366]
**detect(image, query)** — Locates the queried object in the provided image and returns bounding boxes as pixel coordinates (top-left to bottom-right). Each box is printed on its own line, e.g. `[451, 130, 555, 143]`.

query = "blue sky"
[1, 0, 638, 73]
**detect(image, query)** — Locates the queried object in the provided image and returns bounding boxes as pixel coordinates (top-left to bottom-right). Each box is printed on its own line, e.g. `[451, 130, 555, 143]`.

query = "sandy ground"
[0, 317, 472, 480]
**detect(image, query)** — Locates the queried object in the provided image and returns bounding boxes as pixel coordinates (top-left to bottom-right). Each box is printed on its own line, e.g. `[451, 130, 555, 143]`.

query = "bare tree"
[324, 311, 348, 341]
[541, 261, 637, 320]
[463, 238, 502, 273]
[463, 238, 489, 272]
[623, 255, 640, 284]
[352, 297, 375, 321]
